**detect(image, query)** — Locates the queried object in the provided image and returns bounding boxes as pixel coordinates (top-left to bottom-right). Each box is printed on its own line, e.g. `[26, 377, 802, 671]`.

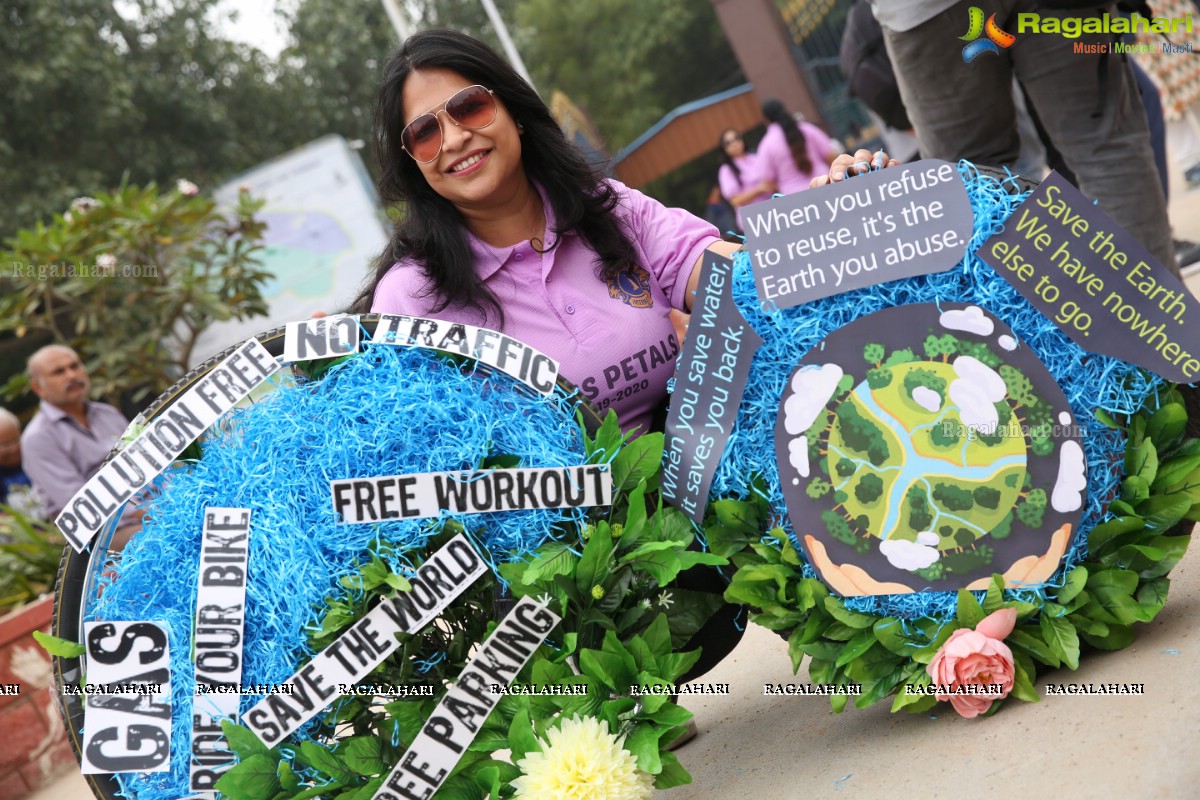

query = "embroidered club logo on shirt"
[607, 266, 654, 309]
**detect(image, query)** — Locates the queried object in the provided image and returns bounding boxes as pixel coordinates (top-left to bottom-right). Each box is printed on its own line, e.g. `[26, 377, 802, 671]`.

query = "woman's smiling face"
[401, 67, 526, 215]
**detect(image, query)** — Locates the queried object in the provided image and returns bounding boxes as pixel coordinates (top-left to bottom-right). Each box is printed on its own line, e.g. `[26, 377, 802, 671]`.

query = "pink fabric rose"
[926, 607, 1017, 718]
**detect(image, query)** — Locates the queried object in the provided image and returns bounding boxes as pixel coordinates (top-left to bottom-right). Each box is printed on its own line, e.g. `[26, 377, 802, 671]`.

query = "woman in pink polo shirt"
[716, 128, 775, 231]
[355, 29, 740, 438]
[754, 99, 838, 196]
[354, 29, 745, 688]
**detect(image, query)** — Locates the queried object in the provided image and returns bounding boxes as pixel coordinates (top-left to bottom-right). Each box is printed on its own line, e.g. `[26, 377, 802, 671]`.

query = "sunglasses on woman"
[401, 84, 499, 163]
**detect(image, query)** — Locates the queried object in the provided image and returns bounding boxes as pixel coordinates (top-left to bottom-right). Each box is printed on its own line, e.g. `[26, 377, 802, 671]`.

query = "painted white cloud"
[880, 536, 940, 571]
[950, 356, 1007, 433]
[783, 364, 844, 435]
[912, 386, 942, 412]
[998, 334, 1017, 351]
[939, 305, 993, 336]
[1051, 440, 1087, 512]
[789, 435, 811, 479]
[1058, 411, 1072, 426]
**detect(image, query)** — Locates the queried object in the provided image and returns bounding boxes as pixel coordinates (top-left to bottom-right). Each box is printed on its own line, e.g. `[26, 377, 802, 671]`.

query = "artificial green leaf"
[873, 617, 921, 658]
[835, 630, 878, 667]
[299, 741, 352, 781]
[277, 760, 301, 792]
[955, 590, 985, 628]
[653, 751, 693, 789]
[1038, 614, 1080, 670]
[1009, 653, 1040, 703]
[32, 631, 86, 658]
[221, 720, 270, 758]
[523, 544, 579, 589]
[1136, 576, 1170, 616]
[824, 597, 877, 629]
[612, 432, 663, 492]
[982, 574, 1005, 613]
[575, 523, 614, 595]
[1125, 438, 1157, 485]
[338, 736, 388, 775]
[1136, 493, 1193, 532]
[1087, 517, 1145, 558]
[1120, 475, 1150, 504]
[507, 707, 539, 764]
[621, 479, 649, 544]
[1145, 402, 1187, 449]
[1080, 623, 1135, 650]
[1153, 455, 1200, 490]
[890, 673, 932, 712]
[1007, 628, 1060, 668]
[1054, 566, 1088, 605]
[214, 754, 282, 800]
[624, 723, 663, 774]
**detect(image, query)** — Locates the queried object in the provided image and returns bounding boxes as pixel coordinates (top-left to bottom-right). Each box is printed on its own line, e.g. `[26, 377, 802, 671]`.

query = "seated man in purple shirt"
[21, 345, 141, 545]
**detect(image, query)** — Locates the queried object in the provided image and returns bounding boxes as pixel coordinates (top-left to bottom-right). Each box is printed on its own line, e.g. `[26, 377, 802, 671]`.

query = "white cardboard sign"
[56, 339, 279, 552]
[243, 534, 488, 748]
[331, 464, 611, 525]
[190, 508, 252, 794]
[372, 598, 560, 800]
[81, 620, 172, 774]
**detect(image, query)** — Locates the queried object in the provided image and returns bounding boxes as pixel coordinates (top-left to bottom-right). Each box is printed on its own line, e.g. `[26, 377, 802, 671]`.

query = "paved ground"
[30, 141, 1200, 800]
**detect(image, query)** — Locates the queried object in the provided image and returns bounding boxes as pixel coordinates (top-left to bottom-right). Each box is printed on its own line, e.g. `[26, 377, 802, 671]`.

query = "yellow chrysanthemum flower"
[512, 716, 656, 800]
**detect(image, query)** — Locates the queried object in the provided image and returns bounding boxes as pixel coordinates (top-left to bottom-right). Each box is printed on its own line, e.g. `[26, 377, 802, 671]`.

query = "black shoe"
[1174, 239, 1200, 269]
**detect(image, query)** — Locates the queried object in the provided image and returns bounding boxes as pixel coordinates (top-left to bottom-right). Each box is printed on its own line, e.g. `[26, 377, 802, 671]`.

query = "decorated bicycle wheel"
[50, 314, 731, 800]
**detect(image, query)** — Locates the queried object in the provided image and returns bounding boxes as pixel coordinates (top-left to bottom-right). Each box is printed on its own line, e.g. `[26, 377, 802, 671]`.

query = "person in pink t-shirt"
[754, 99, 837, 196]
[716, 128, 775, 231]
[353, 29, 746, 690]
[354, 29, 740, 437]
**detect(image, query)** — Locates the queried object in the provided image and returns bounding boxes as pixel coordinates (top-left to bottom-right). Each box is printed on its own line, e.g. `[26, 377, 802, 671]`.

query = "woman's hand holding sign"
[812, 148, 900, 188]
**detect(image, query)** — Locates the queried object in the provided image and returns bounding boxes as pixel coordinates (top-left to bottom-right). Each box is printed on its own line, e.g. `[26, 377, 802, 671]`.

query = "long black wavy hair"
[718, 128, 742, 185]
[762, 99, 811, 175]
[352, 29, 640, 324]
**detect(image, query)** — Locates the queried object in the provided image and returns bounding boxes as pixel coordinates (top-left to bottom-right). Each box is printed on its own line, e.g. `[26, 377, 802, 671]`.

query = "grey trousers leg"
[882, 0, 1176, 273]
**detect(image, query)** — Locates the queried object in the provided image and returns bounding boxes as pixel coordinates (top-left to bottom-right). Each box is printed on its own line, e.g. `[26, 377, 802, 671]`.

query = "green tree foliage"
[0, 183, 270, 407]
[863, 342, 885, 366]
[854, 473, 884, 504]
[835, 458, 857, 478]
[932, 482, 974, 512]
[821, 509, 861, 552]
[998, 364, 1038, 409]
[991, 509, 1014, 539]
[882, 347, 916, 368]
[835, 401, 891, 466]
[902, 368, 947, 402]
[922, 333, 958, 361]
[929, 421, 959, 448]
[972, 486, 1001, 509]
[955, 340, 1001, 367]
[1016, 487, 1048, 527]
[514, 0, 742, 153]
[805, 477, 832, 499]
[1, 0, 301, 239]
[906, 486, 933, 531]
[866, 367, 893, 390]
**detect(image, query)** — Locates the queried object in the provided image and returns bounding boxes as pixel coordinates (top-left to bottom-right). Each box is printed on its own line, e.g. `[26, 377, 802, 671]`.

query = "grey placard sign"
[742, 159, 973, 309]
[980, 171, 1200, 383]
[662, 252, 763, 522]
